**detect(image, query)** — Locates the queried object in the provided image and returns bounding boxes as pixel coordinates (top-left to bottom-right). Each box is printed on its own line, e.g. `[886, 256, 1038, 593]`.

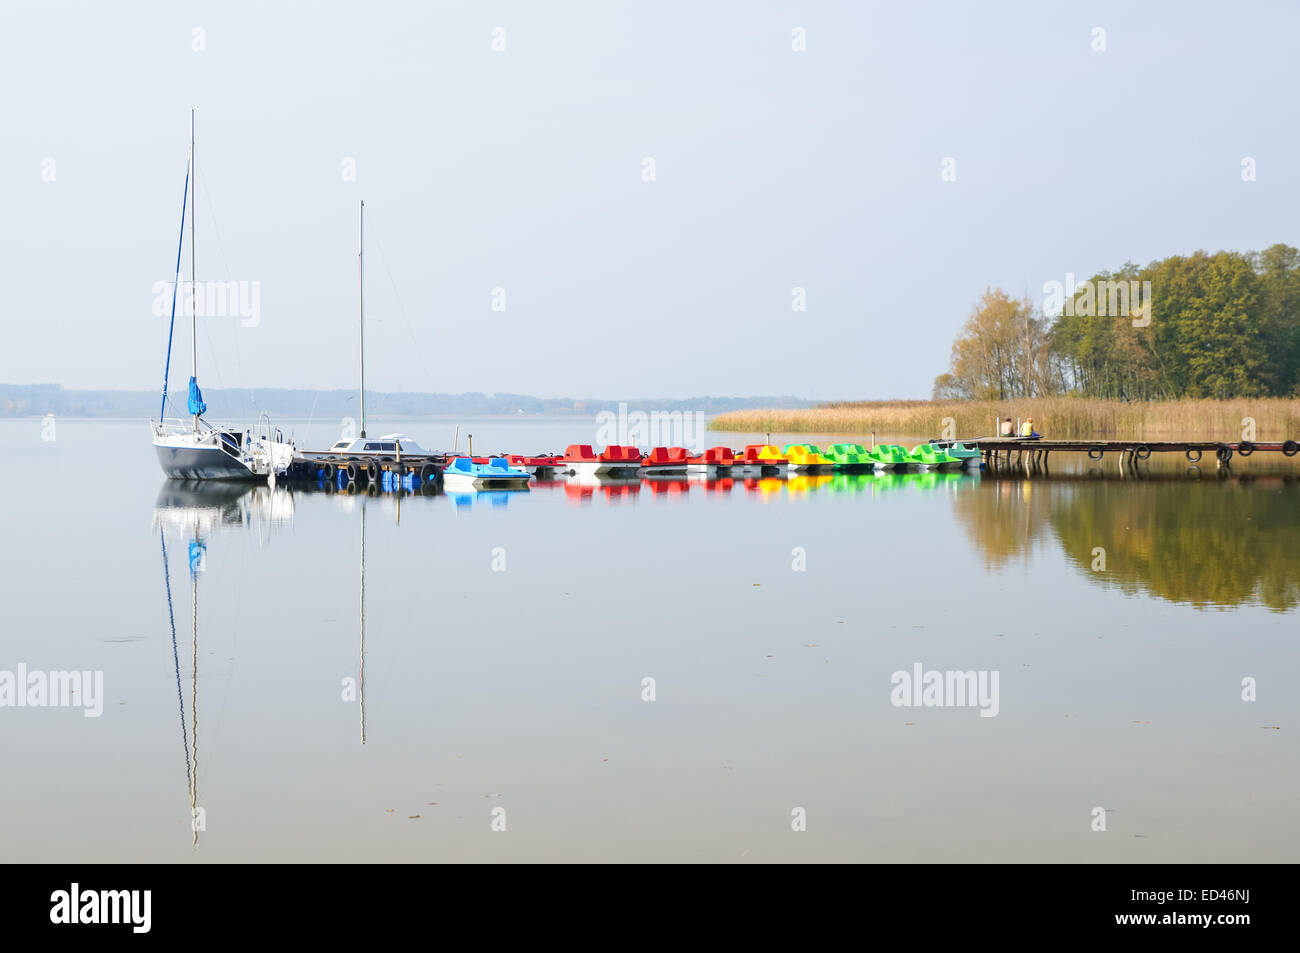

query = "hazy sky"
[2, 1, 1297, 401]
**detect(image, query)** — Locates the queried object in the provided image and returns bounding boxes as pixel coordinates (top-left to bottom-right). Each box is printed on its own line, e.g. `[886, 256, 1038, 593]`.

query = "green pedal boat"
[909, 443, 962, 470]
[865, 444, 910, 470]
[824, 443, 876, 469]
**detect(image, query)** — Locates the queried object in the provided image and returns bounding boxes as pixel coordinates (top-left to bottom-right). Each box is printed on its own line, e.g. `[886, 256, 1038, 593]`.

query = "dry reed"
[709, 398, 1300, 440]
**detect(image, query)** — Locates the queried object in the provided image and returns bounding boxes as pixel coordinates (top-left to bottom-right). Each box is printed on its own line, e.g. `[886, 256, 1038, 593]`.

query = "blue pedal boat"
[443, 456, 532, 491]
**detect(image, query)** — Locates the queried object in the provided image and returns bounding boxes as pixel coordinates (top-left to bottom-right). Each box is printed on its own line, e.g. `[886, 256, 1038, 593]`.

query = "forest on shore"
[933, 244, 1300, 400]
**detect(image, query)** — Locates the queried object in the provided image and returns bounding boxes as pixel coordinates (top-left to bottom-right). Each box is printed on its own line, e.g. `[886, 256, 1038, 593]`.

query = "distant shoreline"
[0, 384, 815, 420]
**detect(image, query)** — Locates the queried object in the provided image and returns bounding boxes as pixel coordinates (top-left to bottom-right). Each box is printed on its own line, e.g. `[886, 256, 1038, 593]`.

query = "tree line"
[934, 244, 1300, 400]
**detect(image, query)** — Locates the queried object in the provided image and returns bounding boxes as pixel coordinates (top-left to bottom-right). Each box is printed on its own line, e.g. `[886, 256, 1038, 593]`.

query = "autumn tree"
[933, 288, 1059, 399]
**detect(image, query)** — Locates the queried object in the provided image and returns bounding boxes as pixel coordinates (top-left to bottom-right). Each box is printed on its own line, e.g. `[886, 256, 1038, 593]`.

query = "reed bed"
[709, 398, 1300, 441]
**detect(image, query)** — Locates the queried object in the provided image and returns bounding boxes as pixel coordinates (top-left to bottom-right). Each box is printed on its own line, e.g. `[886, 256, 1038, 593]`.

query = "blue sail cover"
[187, 376, 207, 416]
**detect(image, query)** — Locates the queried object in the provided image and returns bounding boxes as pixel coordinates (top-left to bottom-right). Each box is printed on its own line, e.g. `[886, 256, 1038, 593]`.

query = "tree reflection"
[953, 474, 1300, 611]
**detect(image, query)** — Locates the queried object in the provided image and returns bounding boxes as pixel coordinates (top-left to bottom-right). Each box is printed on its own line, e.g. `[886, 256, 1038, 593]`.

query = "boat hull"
[566, 462, 641, 476]
[155, 443, 257, 481]
[443, 473, 530, 491]
[564, 460, 614, 476]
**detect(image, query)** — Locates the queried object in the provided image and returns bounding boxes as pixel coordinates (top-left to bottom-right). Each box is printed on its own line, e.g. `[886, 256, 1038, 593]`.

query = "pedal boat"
[641, 446, 691, 475]
[908, 443, 962, 471]
[782, 444, 833, 472]
[739, 444, 788, 475]
[864, 444, 909, 470]
[936, 441, 982, 468]
[443, 456, 532, 490]
[560, 444, 641, 477]
[685, 446, 735, 475]
[824, 443, 876, 470]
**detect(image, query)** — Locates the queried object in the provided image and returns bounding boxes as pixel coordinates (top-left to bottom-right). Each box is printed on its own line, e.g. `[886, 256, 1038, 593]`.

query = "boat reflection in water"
[686, 474, 735, 494]
[561, 474, 641, 506]
[153, 481, 294, 539]
[152, 482, 294, 846]
[743, 475, 787, 500]
[785, 473, 833, 496]
[534, 469, 986, 505]
[446, 488, 527, 510]
[642, 475, 691, 500]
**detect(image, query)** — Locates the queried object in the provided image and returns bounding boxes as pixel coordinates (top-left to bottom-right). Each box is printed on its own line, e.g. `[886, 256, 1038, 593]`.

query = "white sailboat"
[152, 108, 295, 481]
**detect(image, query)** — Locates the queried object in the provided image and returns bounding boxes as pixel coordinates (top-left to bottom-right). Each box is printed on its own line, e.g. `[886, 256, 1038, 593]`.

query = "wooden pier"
[963, 437, 1299, 475]
[283, 450, 448, 487]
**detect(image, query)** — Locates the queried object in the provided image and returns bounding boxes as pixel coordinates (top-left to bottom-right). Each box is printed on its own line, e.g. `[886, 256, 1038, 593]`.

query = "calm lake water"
[2, 417, 1297, 862]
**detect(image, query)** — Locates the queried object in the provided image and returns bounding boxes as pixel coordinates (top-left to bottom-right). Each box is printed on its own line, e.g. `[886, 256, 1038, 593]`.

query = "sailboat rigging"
[152, 108, 295, 480]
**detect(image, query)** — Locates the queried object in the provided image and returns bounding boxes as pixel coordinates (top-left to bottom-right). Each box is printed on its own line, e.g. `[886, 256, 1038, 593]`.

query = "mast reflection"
[153, 482, 294, 845]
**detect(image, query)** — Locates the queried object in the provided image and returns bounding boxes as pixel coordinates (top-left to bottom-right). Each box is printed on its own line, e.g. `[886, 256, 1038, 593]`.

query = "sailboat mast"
[359, 200, 366, 438]
[359, 500, 366, 744]
[190, 107, 198, 433]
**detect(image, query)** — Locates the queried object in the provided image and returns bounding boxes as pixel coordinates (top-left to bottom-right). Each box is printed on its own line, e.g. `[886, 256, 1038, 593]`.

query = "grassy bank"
[709, 398, 1300, 440]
